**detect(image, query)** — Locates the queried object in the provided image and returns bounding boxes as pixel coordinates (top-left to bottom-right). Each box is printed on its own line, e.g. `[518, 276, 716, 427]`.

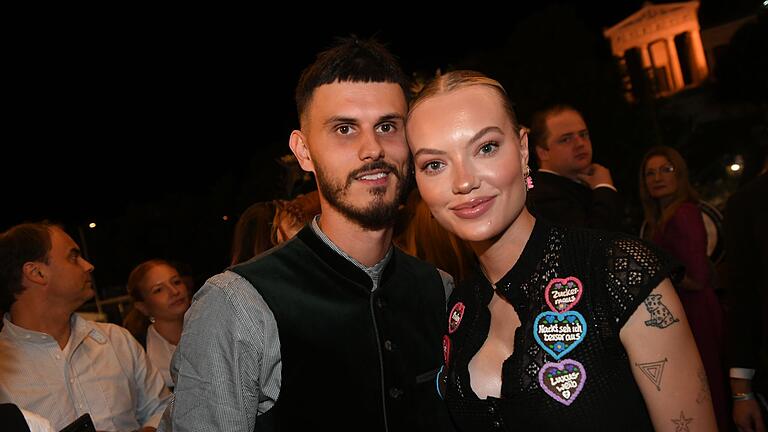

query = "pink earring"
[524, 166, 534, 191]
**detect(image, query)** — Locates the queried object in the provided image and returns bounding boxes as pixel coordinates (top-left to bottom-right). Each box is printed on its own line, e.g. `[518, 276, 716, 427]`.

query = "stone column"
[687, 28, 709, 83]
[639, 43, 652, 68]
[666, 36, 685, 91]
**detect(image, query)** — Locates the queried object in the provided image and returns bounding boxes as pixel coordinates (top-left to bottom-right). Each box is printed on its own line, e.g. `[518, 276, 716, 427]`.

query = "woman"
[124, 259, 191, 389]
[230, 191, 320, 265]
[405, 70, 716, 430]
[640, 146, 727, 430]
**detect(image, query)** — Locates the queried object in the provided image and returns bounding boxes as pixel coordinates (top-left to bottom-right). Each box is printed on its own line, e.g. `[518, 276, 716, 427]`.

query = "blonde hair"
[123, 259, 176, 343]
[408, 70, 520, 136]
[639, 146, 699, 238]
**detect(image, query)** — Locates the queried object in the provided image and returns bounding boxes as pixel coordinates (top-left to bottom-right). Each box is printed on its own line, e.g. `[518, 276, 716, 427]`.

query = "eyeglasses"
[644, 165, 675, 177]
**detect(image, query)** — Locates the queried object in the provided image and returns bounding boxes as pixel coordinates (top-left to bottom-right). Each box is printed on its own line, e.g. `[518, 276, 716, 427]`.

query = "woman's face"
[137, 264, 190, 322]
[644, 155, 678, 200]
[406, 85, 529, 243]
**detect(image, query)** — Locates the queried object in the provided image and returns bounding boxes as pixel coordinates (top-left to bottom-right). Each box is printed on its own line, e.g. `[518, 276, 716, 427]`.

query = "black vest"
[232, 226, 454, 432]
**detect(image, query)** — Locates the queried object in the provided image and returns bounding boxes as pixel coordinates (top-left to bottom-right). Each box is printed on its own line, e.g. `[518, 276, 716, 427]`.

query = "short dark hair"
[294, 36, 410, 125]
[0, 222, 56, 310]
[529, 104, 581, 151]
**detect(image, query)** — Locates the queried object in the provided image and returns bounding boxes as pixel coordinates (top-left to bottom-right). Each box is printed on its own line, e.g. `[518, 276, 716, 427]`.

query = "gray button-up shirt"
[160, 221, 392, 431]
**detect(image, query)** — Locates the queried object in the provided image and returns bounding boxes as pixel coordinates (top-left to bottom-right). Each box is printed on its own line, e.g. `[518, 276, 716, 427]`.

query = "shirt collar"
[310, 215, 393, 273]
[537, 168, 583, 185]
[1, 312, 108, 346]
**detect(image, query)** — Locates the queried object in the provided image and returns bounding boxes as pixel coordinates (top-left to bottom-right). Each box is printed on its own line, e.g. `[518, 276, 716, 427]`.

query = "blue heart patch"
[533, 311, 588, 360]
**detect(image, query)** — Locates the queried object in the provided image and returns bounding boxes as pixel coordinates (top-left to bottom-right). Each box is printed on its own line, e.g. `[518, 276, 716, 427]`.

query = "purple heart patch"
[538, 359, 586, 406]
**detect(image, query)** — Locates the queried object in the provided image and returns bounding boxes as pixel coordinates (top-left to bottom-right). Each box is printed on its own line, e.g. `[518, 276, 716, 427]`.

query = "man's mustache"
[346, 161, 402, 186]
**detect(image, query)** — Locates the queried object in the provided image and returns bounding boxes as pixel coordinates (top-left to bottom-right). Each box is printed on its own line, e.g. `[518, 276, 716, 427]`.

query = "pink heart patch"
[448, 302, 465, 334]
[545, 276, 583, 313]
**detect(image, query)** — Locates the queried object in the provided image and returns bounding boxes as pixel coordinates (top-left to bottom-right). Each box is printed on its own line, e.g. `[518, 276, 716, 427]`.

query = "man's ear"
[289, 130, 315, 173]
[535, 144, 549, 164]
[22, 262, 46, 286]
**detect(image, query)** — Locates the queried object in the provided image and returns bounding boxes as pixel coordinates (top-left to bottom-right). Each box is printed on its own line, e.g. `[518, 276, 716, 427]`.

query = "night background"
[4, 1, 765, 305]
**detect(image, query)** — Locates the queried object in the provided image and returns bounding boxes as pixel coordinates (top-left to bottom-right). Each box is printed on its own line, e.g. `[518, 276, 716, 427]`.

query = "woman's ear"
[289, 130, 315, 173]
[519, 127, 530, 169]
[133, 301, 149, 317]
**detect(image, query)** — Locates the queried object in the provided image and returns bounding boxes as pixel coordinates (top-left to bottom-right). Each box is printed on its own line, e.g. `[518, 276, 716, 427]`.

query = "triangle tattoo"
[635, 358, 667, 391]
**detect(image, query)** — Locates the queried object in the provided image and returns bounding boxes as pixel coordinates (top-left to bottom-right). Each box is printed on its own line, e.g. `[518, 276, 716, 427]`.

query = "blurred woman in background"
[639, 145, 727, 431]
[124, 259, 191, 389]
[230, 191, 320, 265]
[395, 189, 475, 283]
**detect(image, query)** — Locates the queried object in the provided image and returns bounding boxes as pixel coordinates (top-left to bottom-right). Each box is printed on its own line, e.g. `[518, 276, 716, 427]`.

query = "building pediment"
[605, 1, 700, 40]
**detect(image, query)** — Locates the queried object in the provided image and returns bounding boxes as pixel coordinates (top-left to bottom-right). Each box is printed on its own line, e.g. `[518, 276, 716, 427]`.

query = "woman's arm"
[620, 278, 717, 431]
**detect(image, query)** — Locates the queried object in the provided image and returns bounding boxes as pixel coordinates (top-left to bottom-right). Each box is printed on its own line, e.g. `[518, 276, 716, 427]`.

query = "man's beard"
[315, 159, 411, 231]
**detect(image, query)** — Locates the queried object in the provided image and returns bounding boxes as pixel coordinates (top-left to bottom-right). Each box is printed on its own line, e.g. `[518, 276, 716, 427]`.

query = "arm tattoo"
[643, 294, 679, 328]
[635, 358, 667, 391]
[671, 411, 693, 431]
[696, 367, 711, 404]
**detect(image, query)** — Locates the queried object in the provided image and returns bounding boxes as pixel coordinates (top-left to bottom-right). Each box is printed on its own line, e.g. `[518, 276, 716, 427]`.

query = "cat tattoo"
[643, 294, 679, 328]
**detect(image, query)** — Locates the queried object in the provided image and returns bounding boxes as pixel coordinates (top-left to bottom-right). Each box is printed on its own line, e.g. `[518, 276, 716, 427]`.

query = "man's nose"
[358, 131, 384, 161]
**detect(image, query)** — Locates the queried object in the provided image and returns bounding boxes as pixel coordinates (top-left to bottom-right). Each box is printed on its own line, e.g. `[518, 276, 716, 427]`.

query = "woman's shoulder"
[672, 201, 702, 219]
[667, 201, 705, 231]
[560, 226, 675, 277]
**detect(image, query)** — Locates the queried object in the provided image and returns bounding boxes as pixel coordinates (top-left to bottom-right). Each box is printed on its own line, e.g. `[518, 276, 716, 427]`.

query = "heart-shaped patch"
[448, 302, 465, 334]
[538, 359, 586, 406]
[533, 311, 587, 360]
[545, 276, 583, 313]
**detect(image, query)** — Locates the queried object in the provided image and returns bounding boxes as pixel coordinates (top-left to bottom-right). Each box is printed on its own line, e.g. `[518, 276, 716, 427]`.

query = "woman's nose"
[451, 163, 479, 195]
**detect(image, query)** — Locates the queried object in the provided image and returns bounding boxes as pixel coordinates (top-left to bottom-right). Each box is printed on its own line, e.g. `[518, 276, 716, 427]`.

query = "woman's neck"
[659, 195, 676, 210]
[472, 209, 536, 284]
[153, 317, 184, 346]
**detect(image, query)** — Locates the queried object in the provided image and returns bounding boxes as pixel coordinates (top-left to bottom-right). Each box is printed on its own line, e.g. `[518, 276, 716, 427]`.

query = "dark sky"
[6, 2, 657, 227]
[4, 0, 756, 290]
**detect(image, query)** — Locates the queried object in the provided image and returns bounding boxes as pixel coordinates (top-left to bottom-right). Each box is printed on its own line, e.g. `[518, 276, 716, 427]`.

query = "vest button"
[376, 297, 387, 308]
[488, 405, 495, 414]
[384, 340, 394, 351]
[492, 420, 501, 428]
[388, 387, 403, 399]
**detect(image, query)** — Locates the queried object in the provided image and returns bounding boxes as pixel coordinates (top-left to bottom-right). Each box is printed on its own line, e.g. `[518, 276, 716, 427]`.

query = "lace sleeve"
[600, 234, 682, 329]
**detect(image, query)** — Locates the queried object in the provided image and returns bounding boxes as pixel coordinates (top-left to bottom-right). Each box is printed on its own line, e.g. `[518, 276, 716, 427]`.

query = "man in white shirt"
[0, 222, 170, 432]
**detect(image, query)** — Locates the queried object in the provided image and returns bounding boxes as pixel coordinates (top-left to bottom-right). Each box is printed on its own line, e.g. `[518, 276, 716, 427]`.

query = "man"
[161, 38, 453, 431]
[0, 222, 170, 431]
[526, 104, 621, 230]
[726, 155, 768, 432]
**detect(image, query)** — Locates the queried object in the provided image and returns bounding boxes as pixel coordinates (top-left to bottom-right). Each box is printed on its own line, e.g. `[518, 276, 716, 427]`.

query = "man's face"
[536, 109, 593, 178]
[294, 81, 410, 230]
[42, 227, 95, 308]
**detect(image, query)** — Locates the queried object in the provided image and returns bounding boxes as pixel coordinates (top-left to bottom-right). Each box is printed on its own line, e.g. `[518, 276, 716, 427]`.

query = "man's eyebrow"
[324, 116, 358, 127]
[377, 113, 404, 123]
